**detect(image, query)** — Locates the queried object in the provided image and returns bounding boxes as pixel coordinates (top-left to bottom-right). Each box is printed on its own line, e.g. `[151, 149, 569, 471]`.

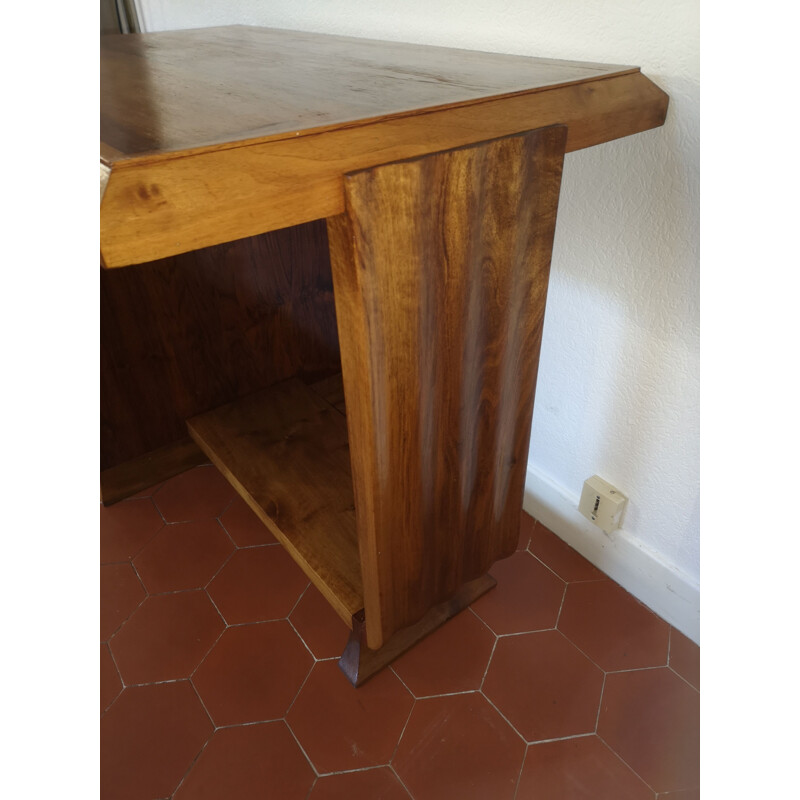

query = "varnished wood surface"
[100, 438, 206, 506]
[339, 574, 496, 687]
[100, 221, 340, 471]
[187, 379, 363, 626]
[100, 26, 668, 267]
[328, 127, 566, 649]
[101, 26, 634, 161]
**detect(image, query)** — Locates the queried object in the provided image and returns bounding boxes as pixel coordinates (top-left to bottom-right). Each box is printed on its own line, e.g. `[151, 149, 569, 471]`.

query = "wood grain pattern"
[101, 69, 666, 267]
[100, 220, 340, 472]
[328, 127, 567, 649]
[339, 574, 496, 687]
[101, 26, 635, 160]
[187, 379, 363, 626]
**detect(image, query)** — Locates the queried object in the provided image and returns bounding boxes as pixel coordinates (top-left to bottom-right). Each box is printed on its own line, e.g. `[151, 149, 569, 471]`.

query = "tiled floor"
[100, 464, 700, 800]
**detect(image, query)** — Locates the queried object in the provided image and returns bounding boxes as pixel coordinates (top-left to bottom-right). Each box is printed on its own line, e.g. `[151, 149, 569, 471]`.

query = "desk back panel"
[100, 220, 341, 471]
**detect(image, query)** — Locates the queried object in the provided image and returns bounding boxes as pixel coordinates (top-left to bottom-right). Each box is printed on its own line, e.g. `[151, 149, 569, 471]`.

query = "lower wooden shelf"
[187, 376, 363, 627]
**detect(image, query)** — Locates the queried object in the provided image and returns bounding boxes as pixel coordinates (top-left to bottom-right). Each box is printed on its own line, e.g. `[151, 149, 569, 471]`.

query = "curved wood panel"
[328, 127, 568, 648]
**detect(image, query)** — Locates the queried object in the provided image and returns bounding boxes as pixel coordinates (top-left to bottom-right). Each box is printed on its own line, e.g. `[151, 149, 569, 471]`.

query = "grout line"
[526, 731, 595, 746]
[388, 763, 415, 799]
[666, 664, 700, 693]
[285, 714, 321, 778]
[595, 731, 659, 796]
[594, 673, 606, 732]
[303, 776, 318, 800]
[189, 605, 228, 680]
[479, 637, 499, 691]
[511, 742, 527, 800]
[554, 581, 568, 628]
[286, 581, 312, 620]
[316, 764, 393, 779]
[388, 693, 417, 765]
[287, 615, 319, 662]
[169, 681, 217, 797]
[283, 658, 316, 720]
[479, 691, 528, 746]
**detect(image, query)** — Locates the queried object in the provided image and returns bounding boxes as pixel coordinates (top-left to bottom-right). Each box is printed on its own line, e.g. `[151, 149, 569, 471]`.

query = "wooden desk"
[100, 26, 667, 685]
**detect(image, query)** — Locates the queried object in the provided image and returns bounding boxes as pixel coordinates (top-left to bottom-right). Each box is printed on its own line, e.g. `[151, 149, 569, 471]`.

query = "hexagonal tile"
[471, 550, 564, 635]
[152, 465, 236, 522]
[100, 562, 145, 641]
[110, 591, 224, 685]
[100, 498, 164, 563]
[517, 735, 654, 799]
[393, 693, 525, 800]
[289, 584, 350, 660]
[101, 643, 122, 713]
[207, 545, 309, 624]
[193, 621, 312, 725]
[101, 681, 213, 800]
[483, 630, 604, 742]
[287, 660, 413, 774]
[669, 627, 699, 690]
[133, 518, 234, 593]
[527, 521, 606, 582]
[558, 580, 669, 671]
[392, 609, 495, 697]
[219, 495, 277, 546]
[598, 667, 699, 794]
[308, 767, 411, 800]
[173, 721, 314, 800]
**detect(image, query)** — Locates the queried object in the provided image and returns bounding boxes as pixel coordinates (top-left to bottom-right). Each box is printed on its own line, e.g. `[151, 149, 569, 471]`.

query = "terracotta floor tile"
[308, 767, 411, 800]
[598, 667, 699, 794]
[110, 591, 224, 685]
[289, 584, 351, 660]
[286, 660, 413, 774]
[669, 628, 700, 690]
[101, 681, 213, 800]
[173, 721, 314, 800]
[207, 545, 309, 624]
[483, 630, 604, 742]
[219, 495, 277, 546]
[133, 518, 235, 594]
[471, 550, 565, 635]
[152, 465, 236, 522]
[100, 562, 146, 641]
[192, 621, 312, 725]
[558, 580, 670, 671]
[393, 693, 525, 800]
[101, 643, 122, 713]
[528, 521, 607, 582]
[517, 735, 655, 799]
[100, 498, 164, 564]
[518, 512, 536, 551]
[392, 609, 495, 697]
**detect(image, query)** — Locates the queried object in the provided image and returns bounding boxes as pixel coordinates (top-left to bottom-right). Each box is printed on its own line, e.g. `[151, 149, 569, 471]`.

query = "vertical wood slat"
[328, 126, 568, 649]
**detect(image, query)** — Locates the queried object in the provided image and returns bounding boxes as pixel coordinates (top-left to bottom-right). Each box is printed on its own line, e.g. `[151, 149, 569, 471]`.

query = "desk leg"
[328, 126, 567, 654]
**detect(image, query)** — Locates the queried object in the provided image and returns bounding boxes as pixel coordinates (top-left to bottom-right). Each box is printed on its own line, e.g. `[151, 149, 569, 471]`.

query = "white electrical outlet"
[578, 475, 627, 534]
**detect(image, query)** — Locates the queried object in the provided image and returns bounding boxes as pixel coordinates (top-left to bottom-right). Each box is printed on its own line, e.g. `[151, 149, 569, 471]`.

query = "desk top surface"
[101, 25, 636, 164]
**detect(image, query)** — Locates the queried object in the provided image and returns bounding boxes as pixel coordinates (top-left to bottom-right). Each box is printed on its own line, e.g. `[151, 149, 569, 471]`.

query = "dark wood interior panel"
[100, 219, 341, 470]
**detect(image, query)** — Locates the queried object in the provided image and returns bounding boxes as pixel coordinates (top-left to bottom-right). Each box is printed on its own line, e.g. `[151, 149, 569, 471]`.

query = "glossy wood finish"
[100, 26, 668, 267]
[187, 379, 362, 626]
[328, 127, 567, 649]
[339, 574, 496, 687]
[100, 220, 339, 471]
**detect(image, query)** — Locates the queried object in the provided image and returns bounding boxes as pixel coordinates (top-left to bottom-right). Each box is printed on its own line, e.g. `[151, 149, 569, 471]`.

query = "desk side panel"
[328, 127, 567, 649]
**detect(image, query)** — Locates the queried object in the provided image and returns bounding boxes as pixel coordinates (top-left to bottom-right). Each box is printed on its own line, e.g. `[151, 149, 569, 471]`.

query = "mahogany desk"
[100, 26, 667, 685]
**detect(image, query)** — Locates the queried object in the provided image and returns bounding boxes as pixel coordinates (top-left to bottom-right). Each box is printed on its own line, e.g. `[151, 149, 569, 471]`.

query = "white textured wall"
[136, 0, 700, 588]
